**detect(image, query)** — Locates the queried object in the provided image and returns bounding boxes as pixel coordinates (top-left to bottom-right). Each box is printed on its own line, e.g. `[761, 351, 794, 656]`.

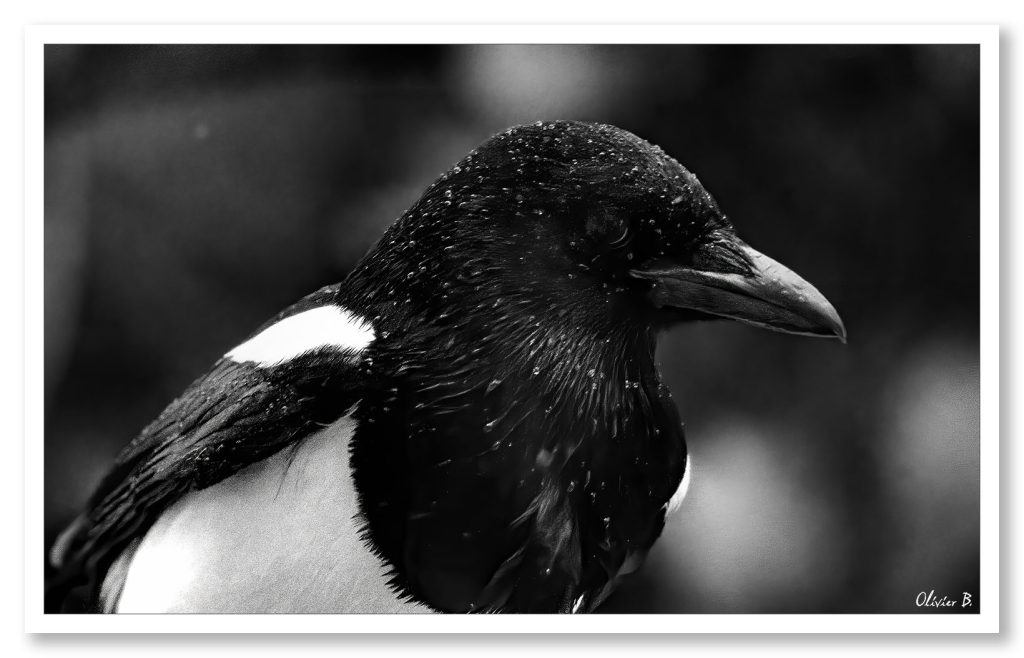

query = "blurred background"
[43, 44, 980, 613]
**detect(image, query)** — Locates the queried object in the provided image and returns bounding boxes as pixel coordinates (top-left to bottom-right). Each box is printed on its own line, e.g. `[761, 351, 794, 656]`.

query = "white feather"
[665, 456, 693, 515]
[114, 414, 429, 613]
[226, 306, 375, 367]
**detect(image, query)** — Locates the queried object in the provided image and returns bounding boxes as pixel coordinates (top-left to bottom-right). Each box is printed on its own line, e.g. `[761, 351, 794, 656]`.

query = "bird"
[46, 120, 845, 614]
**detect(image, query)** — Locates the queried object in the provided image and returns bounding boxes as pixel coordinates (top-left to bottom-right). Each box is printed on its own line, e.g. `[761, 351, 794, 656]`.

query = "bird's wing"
[46, 289, 372, 612]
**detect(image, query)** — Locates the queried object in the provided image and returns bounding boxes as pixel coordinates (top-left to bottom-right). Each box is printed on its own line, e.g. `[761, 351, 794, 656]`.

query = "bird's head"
[359, 120, 845, 343]
[346, 122, 844, 612]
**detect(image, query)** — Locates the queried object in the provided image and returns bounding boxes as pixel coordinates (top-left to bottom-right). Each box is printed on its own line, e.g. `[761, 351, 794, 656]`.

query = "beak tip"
[821, 305, 847, 344]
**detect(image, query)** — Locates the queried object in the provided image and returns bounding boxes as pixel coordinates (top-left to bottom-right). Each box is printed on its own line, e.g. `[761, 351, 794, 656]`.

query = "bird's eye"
[585, 212, 631, 250]
[607, 222, 631, 248]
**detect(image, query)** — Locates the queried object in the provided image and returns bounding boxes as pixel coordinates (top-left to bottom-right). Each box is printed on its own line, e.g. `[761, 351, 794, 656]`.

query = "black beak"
[631, 240, 846, 342]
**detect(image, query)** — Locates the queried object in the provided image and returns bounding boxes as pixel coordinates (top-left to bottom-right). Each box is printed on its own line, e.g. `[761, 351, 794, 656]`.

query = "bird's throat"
[348, 317, 687, 612]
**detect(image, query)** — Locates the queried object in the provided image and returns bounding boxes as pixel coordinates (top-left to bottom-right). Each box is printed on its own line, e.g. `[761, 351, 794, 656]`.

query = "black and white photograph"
[26, 26, 998, 633]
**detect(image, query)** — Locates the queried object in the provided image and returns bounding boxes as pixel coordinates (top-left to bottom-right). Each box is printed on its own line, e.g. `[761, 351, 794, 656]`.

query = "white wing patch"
[226, 305, 375, 367]
[665, 455, 693, 515]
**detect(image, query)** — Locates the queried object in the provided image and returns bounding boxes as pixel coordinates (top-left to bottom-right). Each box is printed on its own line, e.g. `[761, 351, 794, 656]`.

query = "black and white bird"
[47, 121, 844, 614]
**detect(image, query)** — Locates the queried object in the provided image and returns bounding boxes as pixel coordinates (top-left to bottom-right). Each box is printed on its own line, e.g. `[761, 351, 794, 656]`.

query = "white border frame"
[24, 24, 999, 634]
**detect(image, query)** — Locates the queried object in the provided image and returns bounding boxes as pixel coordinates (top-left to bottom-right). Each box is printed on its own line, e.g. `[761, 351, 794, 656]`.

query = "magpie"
[46, 120, 845, 614]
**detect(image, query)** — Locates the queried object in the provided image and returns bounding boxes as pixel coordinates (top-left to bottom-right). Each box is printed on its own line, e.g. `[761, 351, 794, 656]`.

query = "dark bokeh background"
[43, 44, 980, 613]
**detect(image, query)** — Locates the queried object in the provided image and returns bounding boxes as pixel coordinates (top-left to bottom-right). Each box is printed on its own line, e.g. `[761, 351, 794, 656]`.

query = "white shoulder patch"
[226, 306, 375, 367]
[665, 456, 693, 515]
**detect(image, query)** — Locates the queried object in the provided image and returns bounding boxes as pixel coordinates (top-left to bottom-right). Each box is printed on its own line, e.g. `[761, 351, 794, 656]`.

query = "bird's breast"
[113, 413, 429, 613]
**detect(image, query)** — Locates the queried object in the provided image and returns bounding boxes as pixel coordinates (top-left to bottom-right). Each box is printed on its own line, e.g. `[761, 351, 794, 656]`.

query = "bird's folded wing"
[46, 296, 368, 612]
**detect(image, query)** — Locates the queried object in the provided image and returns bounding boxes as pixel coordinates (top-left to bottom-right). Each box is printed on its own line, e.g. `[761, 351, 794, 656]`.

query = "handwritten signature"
[916, 590, 974, 609]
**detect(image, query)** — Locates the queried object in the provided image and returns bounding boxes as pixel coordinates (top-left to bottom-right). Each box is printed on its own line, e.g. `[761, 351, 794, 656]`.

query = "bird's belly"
[115, 414, 429, 613]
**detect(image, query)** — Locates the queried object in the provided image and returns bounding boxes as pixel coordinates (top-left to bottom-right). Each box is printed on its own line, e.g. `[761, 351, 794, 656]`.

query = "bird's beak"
[631, 241, 846, 342]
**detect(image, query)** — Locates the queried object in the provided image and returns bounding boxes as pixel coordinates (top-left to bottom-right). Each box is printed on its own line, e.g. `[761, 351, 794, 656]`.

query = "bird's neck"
[346, 292, 686, 611]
